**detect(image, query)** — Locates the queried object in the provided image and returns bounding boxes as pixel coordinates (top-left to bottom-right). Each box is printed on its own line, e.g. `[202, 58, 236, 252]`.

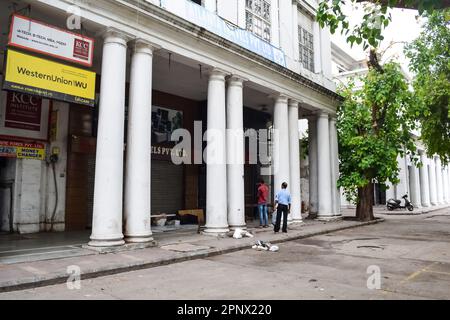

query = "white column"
[419, 151, 431, 207]
[226, 75, 246, 230]
[329, 115, 341, 216]
[436, 157, 444, 205]
[308, 116, 318, 215]
[428, 158, 438, 206]
[409, 165, 422, 208]
[273, 94, 290, 205]
[204, 69, 229, 235]
[288, 100, 302, 222]
[386, 181, 395, 201]
[317, 112, 333, 219]
[396, 155, 409, 198]
[447, 167, 450, 203]
[124, 40, 155, 243]
[443, 166, 449, 204]
[89, 29, 129, 247]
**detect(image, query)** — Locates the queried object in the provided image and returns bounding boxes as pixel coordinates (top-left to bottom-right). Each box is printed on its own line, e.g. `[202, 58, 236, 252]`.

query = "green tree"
[338, 61, 418, 221]
[405, 9, 450, 164]
[316, 0, 447, 50]
[317, 1, 447, 220]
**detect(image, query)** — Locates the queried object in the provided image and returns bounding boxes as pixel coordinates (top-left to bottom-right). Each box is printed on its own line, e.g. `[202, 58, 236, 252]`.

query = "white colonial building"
[0, 0, 343, 247]
[331, 42, 450, 209]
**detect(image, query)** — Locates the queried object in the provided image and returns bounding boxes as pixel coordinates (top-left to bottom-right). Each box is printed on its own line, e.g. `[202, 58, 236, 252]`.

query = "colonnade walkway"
[0, 211, 386, 292]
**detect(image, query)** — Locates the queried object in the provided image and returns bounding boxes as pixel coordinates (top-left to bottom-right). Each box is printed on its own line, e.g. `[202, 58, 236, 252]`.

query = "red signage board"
[8, 14, 94, 67]
[5, 91, 42, 132]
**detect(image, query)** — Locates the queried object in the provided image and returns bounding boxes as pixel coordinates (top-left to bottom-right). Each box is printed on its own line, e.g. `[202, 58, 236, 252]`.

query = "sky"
[331, 2, 425, 76]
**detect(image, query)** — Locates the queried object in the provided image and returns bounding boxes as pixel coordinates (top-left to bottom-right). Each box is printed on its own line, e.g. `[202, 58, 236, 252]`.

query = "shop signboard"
[0, 140, 45, 160]
[8, 14, 94, 67]
[151, 105, 186, 161]
[3, 50, 96, 106]
[5, 91, 42, 132]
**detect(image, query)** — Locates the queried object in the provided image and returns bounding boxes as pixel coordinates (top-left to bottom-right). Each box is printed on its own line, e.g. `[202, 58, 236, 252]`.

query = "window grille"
[245, 0, 271, 42]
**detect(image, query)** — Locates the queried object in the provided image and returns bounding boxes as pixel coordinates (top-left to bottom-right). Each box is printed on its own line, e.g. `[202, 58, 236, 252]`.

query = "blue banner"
[160, 0, 286, 67]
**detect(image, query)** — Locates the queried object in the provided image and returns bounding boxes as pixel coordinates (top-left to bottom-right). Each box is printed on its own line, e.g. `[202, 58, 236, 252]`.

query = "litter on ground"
[232, 228, 254, 239]
[252, 240, 279, 252]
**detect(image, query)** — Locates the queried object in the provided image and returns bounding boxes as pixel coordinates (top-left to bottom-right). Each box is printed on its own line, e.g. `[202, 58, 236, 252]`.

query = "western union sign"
[4, 50, 96, 106]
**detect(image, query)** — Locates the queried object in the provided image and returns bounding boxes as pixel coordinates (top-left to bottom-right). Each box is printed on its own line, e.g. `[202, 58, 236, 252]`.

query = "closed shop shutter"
[151, 160, 184, 215]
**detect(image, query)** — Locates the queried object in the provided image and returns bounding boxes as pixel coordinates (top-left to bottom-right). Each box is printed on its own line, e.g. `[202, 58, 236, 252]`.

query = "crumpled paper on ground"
[252, 240, 279, 252]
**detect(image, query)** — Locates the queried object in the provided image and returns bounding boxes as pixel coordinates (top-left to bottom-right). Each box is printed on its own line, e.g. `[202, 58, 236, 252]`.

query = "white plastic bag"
[233, 228, 243, 239]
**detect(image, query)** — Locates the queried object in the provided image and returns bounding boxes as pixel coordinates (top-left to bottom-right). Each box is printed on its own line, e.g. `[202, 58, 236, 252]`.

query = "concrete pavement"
[0, 213, 383, 293]
[1, 207, 449, 300]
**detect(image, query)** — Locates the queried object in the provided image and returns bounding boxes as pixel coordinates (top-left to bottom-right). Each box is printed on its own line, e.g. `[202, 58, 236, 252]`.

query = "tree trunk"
[356, 183, 375, 221]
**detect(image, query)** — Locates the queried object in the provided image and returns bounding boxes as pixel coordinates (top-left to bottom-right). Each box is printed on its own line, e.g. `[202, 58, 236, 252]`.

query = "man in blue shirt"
[274, 182, 291, 233]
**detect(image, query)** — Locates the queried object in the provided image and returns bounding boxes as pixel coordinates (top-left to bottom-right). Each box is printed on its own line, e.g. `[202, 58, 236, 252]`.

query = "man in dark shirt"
[257, 178, 269, 228]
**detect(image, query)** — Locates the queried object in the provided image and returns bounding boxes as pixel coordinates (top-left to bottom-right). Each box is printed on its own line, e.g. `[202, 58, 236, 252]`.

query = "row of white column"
[308, 113, 341, 220]
[89, 30, 156, 246]
[88, 29, 307, 246]
[203, 74, 305, 235]
[410, 151, 450, 208]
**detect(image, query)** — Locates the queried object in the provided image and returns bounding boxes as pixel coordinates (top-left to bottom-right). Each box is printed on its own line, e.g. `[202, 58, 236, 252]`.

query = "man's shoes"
[282, 231, 287, 233]
[259, 225, 264, 229]
[263, 225, 269, 228]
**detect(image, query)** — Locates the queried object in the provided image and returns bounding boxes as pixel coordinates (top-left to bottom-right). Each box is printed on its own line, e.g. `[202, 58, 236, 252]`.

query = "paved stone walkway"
[0, 213, 383, 292]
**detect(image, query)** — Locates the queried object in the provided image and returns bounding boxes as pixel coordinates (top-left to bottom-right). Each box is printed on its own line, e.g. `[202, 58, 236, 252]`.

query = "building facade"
[0, 0, 342, 246]
[331, 42, 450, 209]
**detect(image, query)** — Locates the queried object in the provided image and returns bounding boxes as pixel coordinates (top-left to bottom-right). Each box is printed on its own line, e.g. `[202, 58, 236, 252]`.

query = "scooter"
[386, 194, 414, 212]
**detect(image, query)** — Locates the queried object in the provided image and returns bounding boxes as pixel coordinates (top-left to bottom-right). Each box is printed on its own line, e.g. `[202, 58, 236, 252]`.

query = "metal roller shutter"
[151, 160, 184, 215]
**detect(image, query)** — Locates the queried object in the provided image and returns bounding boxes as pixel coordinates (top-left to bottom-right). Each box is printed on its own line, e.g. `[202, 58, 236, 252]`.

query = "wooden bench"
[178, 209, 205, 233]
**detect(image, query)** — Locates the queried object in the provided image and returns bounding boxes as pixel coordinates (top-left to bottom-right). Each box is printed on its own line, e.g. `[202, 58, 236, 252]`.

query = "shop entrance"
[0, 157, 15, 233]
[65, 105, 97, 231]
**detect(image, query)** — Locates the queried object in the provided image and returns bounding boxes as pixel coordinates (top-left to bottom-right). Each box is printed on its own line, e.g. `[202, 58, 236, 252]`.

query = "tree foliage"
[337, 60, 418, 220]
[405, 9, 450, 164]
[317, 0, 447, 50]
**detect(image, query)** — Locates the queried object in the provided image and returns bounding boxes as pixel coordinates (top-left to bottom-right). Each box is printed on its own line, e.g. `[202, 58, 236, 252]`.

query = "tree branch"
[368, 49, 384, 73]
[355, 0, 450, 10]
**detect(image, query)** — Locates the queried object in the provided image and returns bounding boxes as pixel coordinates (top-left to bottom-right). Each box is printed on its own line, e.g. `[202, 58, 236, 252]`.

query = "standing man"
[274, 182, 291, 233]
[257, 178, 269, 228]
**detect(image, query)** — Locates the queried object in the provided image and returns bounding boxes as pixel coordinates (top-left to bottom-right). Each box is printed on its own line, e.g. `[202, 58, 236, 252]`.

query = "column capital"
[270, 93, 289, 104]
[227, 74, 248, 86]
[208, 67, 229, 81]
[288, 99, 300, 108]
[329, 114, 338, 121]
[129, 39, 161, 55]
[101, 27, 133, 46]
[317, 110, 330, 119]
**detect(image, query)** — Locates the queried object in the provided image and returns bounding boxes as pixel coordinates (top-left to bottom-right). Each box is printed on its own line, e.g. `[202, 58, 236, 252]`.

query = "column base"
[125, 234, 154, 243]
[202, 227, 230, 236]
[290, 218, 303, 224]
[316, 215, 342, 222]
[87, 239, 125, 247]
[228, 225, 247, 231]
[421, 203, 431, 207]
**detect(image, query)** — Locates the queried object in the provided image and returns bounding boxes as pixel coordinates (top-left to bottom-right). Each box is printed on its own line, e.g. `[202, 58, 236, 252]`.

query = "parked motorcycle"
[386, 194, 414, 212]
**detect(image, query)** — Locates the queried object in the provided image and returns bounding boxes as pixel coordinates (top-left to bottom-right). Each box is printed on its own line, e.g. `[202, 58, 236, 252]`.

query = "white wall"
[154, 0, 334, 90]
[217, 0, 239, 25]
[43, 101, 69, 232]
